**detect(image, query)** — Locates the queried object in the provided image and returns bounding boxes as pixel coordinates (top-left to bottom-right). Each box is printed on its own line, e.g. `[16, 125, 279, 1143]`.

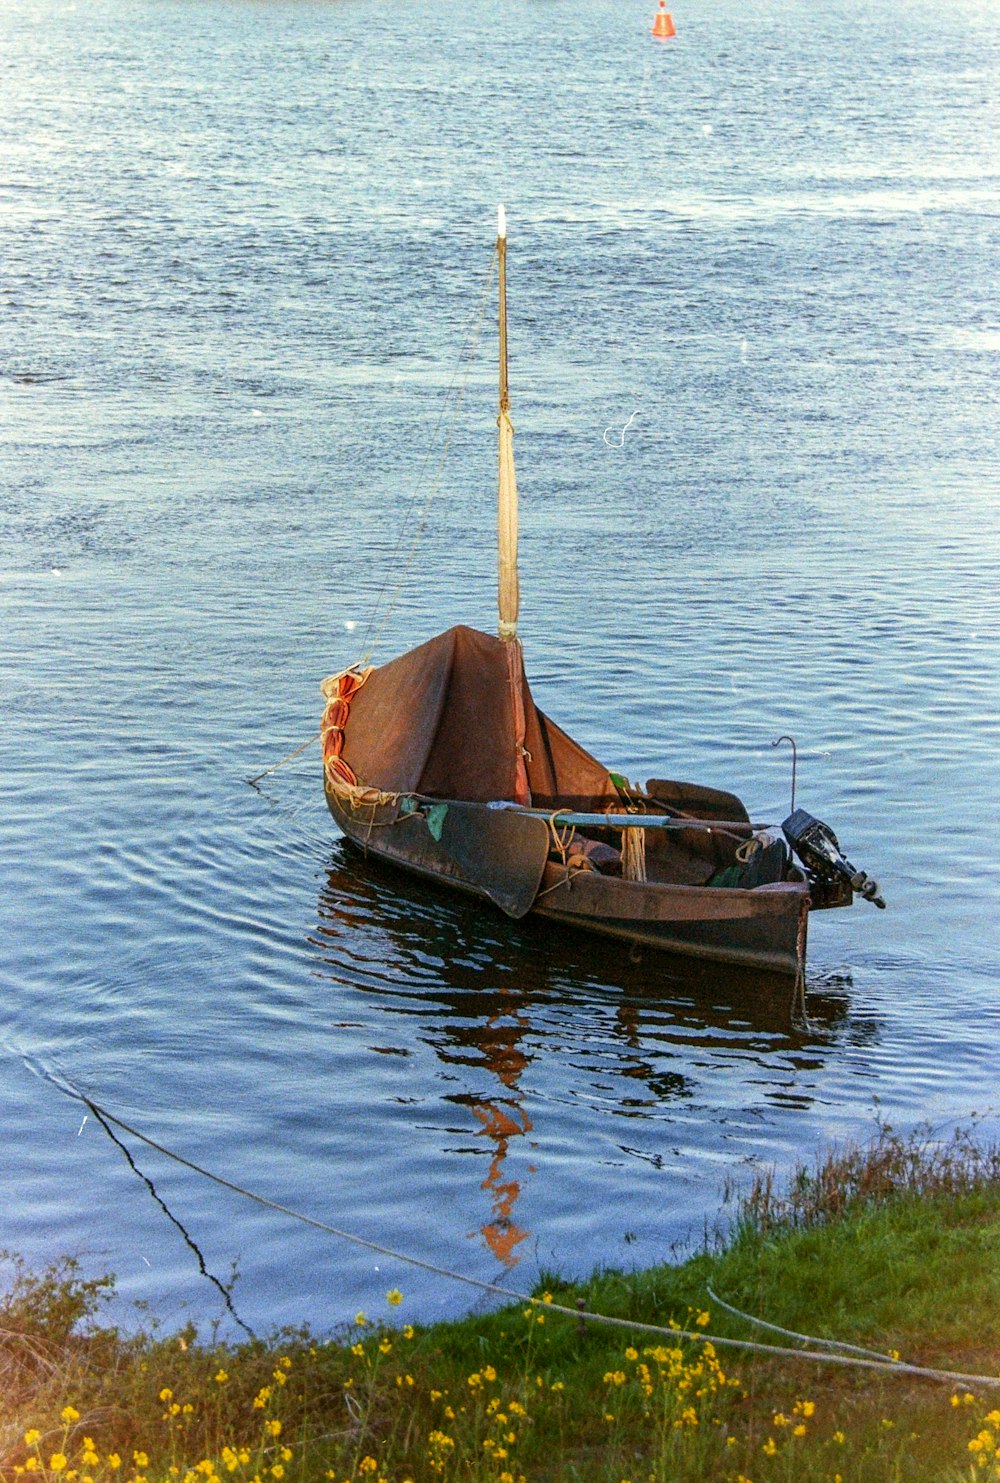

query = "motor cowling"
[782, 807, 886, 909]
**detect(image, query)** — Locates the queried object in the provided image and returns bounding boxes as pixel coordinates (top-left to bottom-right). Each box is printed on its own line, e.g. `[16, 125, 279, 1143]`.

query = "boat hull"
[326, 786, 808, 976]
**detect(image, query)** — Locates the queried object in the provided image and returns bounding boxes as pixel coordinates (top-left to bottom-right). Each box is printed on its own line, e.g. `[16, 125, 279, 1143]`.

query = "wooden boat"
[322, 211, 883, 978]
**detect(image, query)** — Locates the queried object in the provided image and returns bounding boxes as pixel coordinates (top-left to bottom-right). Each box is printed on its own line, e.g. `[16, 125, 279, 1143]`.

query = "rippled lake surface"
[2, 0, 999, 1335]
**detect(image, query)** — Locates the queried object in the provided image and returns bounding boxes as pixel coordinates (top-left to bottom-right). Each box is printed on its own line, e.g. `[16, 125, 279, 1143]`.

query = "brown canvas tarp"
[340, 625, 619, 812]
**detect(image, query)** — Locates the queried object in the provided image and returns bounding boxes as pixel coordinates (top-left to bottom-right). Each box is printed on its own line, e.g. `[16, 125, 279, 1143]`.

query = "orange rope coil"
[320, 666, 374, 787]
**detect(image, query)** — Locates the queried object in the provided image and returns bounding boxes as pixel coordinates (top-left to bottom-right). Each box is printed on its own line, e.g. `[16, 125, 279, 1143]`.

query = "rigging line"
[367, 244, 497, 616]
[246, 254, 498, 789]
[67, 1092, 1000, 1390]
[87, 1102, 257, 1342]
[246, 731, 321, 789]
[356, 247, 498, 668]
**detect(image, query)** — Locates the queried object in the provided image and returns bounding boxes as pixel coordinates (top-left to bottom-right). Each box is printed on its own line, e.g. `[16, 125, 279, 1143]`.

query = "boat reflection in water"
[312, 842, 856, 1273]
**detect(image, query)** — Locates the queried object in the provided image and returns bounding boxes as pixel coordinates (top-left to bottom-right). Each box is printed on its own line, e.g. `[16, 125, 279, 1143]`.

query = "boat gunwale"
[326, 789, 810, 916]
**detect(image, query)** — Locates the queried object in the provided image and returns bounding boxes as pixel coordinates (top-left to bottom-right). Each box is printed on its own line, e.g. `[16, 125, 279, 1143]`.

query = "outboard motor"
[782, 808, 886, 910]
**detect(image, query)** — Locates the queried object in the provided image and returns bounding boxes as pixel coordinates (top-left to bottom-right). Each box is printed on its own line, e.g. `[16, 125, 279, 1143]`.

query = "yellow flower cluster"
[968, 1411, 1000, 1473]
[426, 1429, 456, 1476]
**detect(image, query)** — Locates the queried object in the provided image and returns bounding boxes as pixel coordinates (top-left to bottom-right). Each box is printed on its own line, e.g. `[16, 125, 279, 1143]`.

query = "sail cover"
[338, 625, 619, 812]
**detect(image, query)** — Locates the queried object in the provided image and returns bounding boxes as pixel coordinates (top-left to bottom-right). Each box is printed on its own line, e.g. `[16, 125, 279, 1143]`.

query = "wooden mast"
[496, 204, 519, 642]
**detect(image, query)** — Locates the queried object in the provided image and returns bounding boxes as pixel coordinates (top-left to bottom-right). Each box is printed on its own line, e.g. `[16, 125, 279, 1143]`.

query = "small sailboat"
[321, 211, 883, 978]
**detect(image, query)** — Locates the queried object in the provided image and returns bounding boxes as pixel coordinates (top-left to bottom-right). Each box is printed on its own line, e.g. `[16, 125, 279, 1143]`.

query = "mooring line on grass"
[70, 1089, 1000, 1392]
[705, 1284, 899, 1364]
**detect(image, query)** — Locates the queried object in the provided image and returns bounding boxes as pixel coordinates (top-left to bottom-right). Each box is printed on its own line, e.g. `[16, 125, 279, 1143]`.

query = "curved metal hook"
[772, 734, 797, 814]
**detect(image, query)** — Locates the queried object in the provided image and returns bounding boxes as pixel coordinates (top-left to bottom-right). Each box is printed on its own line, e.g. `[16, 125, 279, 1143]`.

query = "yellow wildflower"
[403, 1325, 415, 1340]
[270, 1469, 284, 1481]
[355, 1311, 368, 1327]
[624, 1347, 638, 1361]
[386, 1288, 403, 1306]
[264, 1420, 281, 1438]
[792, 1424, 806, 1437]
[108, 1457, 121, 1471]
[61, 1409, 80, 1425]
[159, 1388, 173, 1402]
[351, 1343, 365, 1358]
[695, 1310, 710, 1327]
[133, 1455, 149, 1469]
[762, 1438, 777, 1456]
[24, 1433, 41, 1448]
[25, 1462, 40, 1474]
[378, 1339, 392, 1354]
[50, 1457, 68, 1473]
[215, 1371, 228, 1384]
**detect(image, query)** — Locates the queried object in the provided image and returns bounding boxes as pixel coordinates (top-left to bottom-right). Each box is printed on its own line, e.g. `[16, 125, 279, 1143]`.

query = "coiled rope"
[71, 1090, 1000, 1392]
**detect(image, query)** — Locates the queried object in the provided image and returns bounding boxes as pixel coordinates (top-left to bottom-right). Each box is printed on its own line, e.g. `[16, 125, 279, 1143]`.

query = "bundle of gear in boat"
[319, 627, 883, 975]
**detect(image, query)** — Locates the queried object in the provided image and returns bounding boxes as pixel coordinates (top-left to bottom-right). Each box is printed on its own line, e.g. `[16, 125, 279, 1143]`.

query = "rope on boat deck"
[69, 1090, 1000, 1392]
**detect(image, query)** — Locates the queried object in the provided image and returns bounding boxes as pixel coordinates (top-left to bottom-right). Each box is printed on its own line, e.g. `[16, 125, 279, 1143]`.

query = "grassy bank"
[4, 1125, 1000, 1483]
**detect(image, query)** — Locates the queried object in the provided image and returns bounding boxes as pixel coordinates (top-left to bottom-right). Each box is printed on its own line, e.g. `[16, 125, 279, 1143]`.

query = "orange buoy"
[652, 0, 675, 38]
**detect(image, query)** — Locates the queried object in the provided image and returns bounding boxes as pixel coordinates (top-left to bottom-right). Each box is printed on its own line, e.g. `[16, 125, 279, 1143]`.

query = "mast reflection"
[312, 842, 854, 1270]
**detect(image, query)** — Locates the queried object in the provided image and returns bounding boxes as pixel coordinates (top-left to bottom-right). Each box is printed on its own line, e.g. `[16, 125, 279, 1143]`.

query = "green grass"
[3, 1125, 1000, 1483]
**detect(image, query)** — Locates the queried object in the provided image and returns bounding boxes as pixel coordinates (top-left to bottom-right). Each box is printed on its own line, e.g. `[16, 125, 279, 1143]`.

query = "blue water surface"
[1, 0, 999, 1334]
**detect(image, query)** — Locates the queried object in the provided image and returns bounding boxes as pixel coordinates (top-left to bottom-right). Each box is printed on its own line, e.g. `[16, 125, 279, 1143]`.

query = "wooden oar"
[549, 811, 774, 833]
